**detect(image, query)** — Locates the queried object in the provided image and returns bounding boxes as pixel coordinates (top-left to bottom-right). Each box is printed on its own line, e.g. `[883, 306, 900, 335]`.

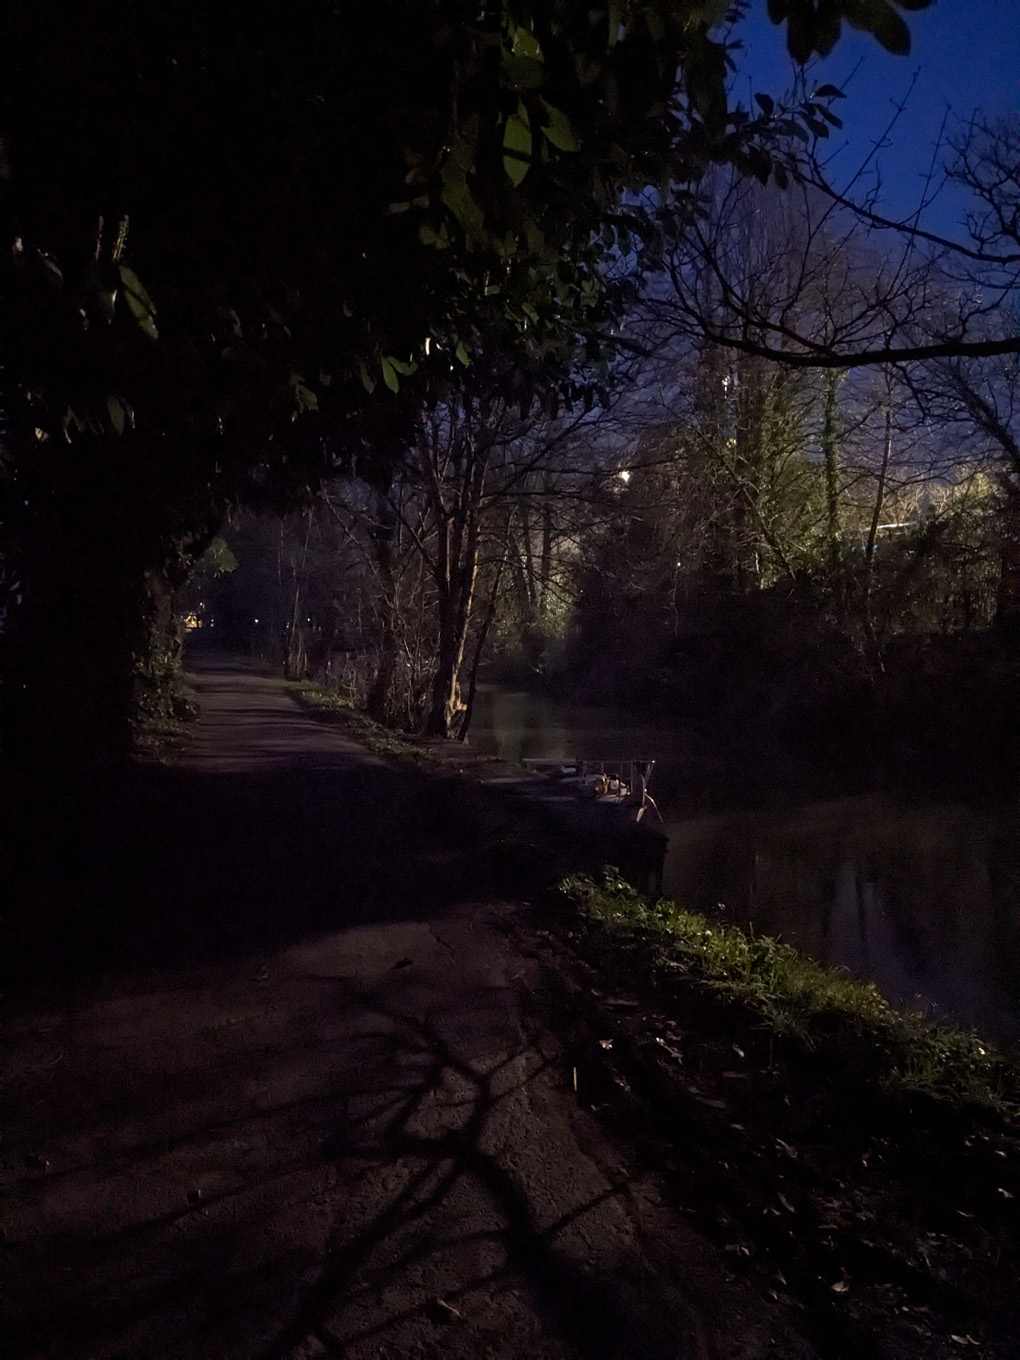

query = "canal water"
[468, 685, 1020, 1047]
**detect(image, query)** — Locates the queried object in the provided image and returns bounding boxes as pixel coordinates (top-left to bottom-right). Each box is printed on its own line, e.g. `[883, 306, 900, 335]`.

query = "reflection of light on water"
[470, 685, 1020, 1045]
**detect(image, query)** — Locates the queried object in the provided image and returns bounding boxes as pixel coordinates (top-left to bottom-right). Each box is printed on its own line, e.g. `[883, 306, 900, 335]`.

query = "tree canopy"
[5, 1, 936, 442]
[1, 0, 935, 773]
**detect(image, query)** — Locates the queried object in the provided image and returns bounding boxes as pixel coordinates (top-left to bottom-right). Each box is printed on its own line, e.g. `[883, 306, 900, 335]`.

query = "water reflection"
[667, 801, 1020, 1044]
[469, 685, 675, 770]
[469, 686, 1020, 1045]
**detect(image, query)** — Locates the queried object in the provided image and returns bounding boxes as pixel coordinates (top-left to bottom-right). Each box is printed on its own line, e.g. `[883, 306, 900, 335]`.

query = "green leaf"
[863, 1, 911, 55]
[387, 356, 418, 376]
[815, 7, 842, 55]
[785, 8, 814, 63]
[290, 375, 318, 412]
[439, 165, 485, 241]
[541, 101, 580, 152]
[777, 117, 810, 144]
[607, 1, 622, 47]
[357, 359, 376, 394]
[503, 104, 532, 185]
[454, 340, 470, 367]
[118, 265, 158, 339]
[380, 356, 399, 392]
[524, 220, 546, 256]
[62, 407, 85, 438]
[688, 0, 730, 25]
[643, 8, 665, 42]
[502, 53, 545, 89]
[813, 83, 845, 98]
[755, 92, 775, 117]
[510, 24, 541, 59]
[107, 395, 126, 436]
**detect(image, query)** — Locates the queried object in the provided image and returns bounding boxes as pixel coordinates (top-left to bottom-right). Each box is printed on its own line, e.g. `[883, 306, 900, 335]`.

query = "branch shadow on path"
[248, 986, 709, 1360]
[8, 979, 716, 1360]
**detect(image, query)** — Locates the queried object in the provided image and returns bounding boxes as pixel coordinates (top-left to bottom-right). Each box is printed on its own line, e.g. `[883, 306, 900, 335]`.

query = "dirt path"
[5, 660, 812, 1360]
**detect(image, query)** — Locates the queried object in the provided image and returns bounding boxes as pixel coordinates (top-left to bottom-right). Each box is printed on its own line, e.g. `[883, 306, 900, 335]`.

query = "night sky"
[732, 0, 1020, 239]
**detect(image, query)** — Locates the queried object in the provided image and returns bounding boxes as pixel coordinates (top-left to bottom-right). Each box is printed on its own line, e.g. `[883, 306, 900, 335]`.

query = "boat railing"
[521, 757, 664, 825]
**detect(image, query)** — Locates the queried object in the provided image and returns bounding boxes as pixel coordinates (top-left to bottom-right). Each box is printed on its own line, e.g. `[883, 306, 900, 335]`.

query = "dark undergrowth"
[524, 872, 1020, 1360]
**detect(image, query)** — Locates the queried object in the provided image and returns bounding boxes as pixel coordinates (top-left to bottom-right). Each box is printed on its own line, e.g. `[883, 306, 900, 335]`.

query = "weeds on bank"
[133, 682, 198, 760]
[560, 869, 1020, 1114]
[288, 681, 434, 762]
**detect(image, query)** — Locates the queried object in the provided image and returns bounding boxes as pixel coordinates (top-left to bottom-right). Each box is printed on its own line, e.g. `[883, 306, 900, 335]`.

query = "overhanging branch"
[697, 328, 1020, 369]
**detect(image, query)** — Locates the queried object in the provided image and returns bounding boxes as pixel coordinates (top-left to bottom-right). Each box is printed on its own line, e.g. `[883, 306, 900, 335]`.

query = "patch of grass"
[287, 681, 435, 763]
[560, 869, 1020, 1114]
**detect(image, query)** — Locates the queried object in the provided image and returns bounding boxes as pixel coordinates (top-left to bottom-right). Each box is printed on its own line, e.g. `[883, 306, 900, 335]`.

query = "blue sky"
[728, 0, 1020, 240]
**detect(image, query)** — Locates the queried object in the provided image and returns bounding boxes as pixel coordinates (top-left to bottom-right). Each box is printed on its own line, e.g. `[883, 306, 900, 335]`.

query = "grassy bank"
[287, 680, 437, 762]
[558, 869, 1020, 1115]
[543, 871, 1020, 1360]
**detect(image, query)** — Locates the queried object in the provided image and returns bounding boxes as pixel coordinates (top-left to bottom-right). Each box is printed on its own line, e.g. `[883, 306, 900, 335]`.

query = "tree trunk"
[458, 557, 505, 742]
[424, 541, 480, 738]
[538, 486, 553, 616]
[425, 554, 478, 737]
[422, 432, 485, 738]
[282, 508, 313, 679]
[425, 594, 464, 738]
[822, 369, 844, 572]
[366, 498, 399, 723]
